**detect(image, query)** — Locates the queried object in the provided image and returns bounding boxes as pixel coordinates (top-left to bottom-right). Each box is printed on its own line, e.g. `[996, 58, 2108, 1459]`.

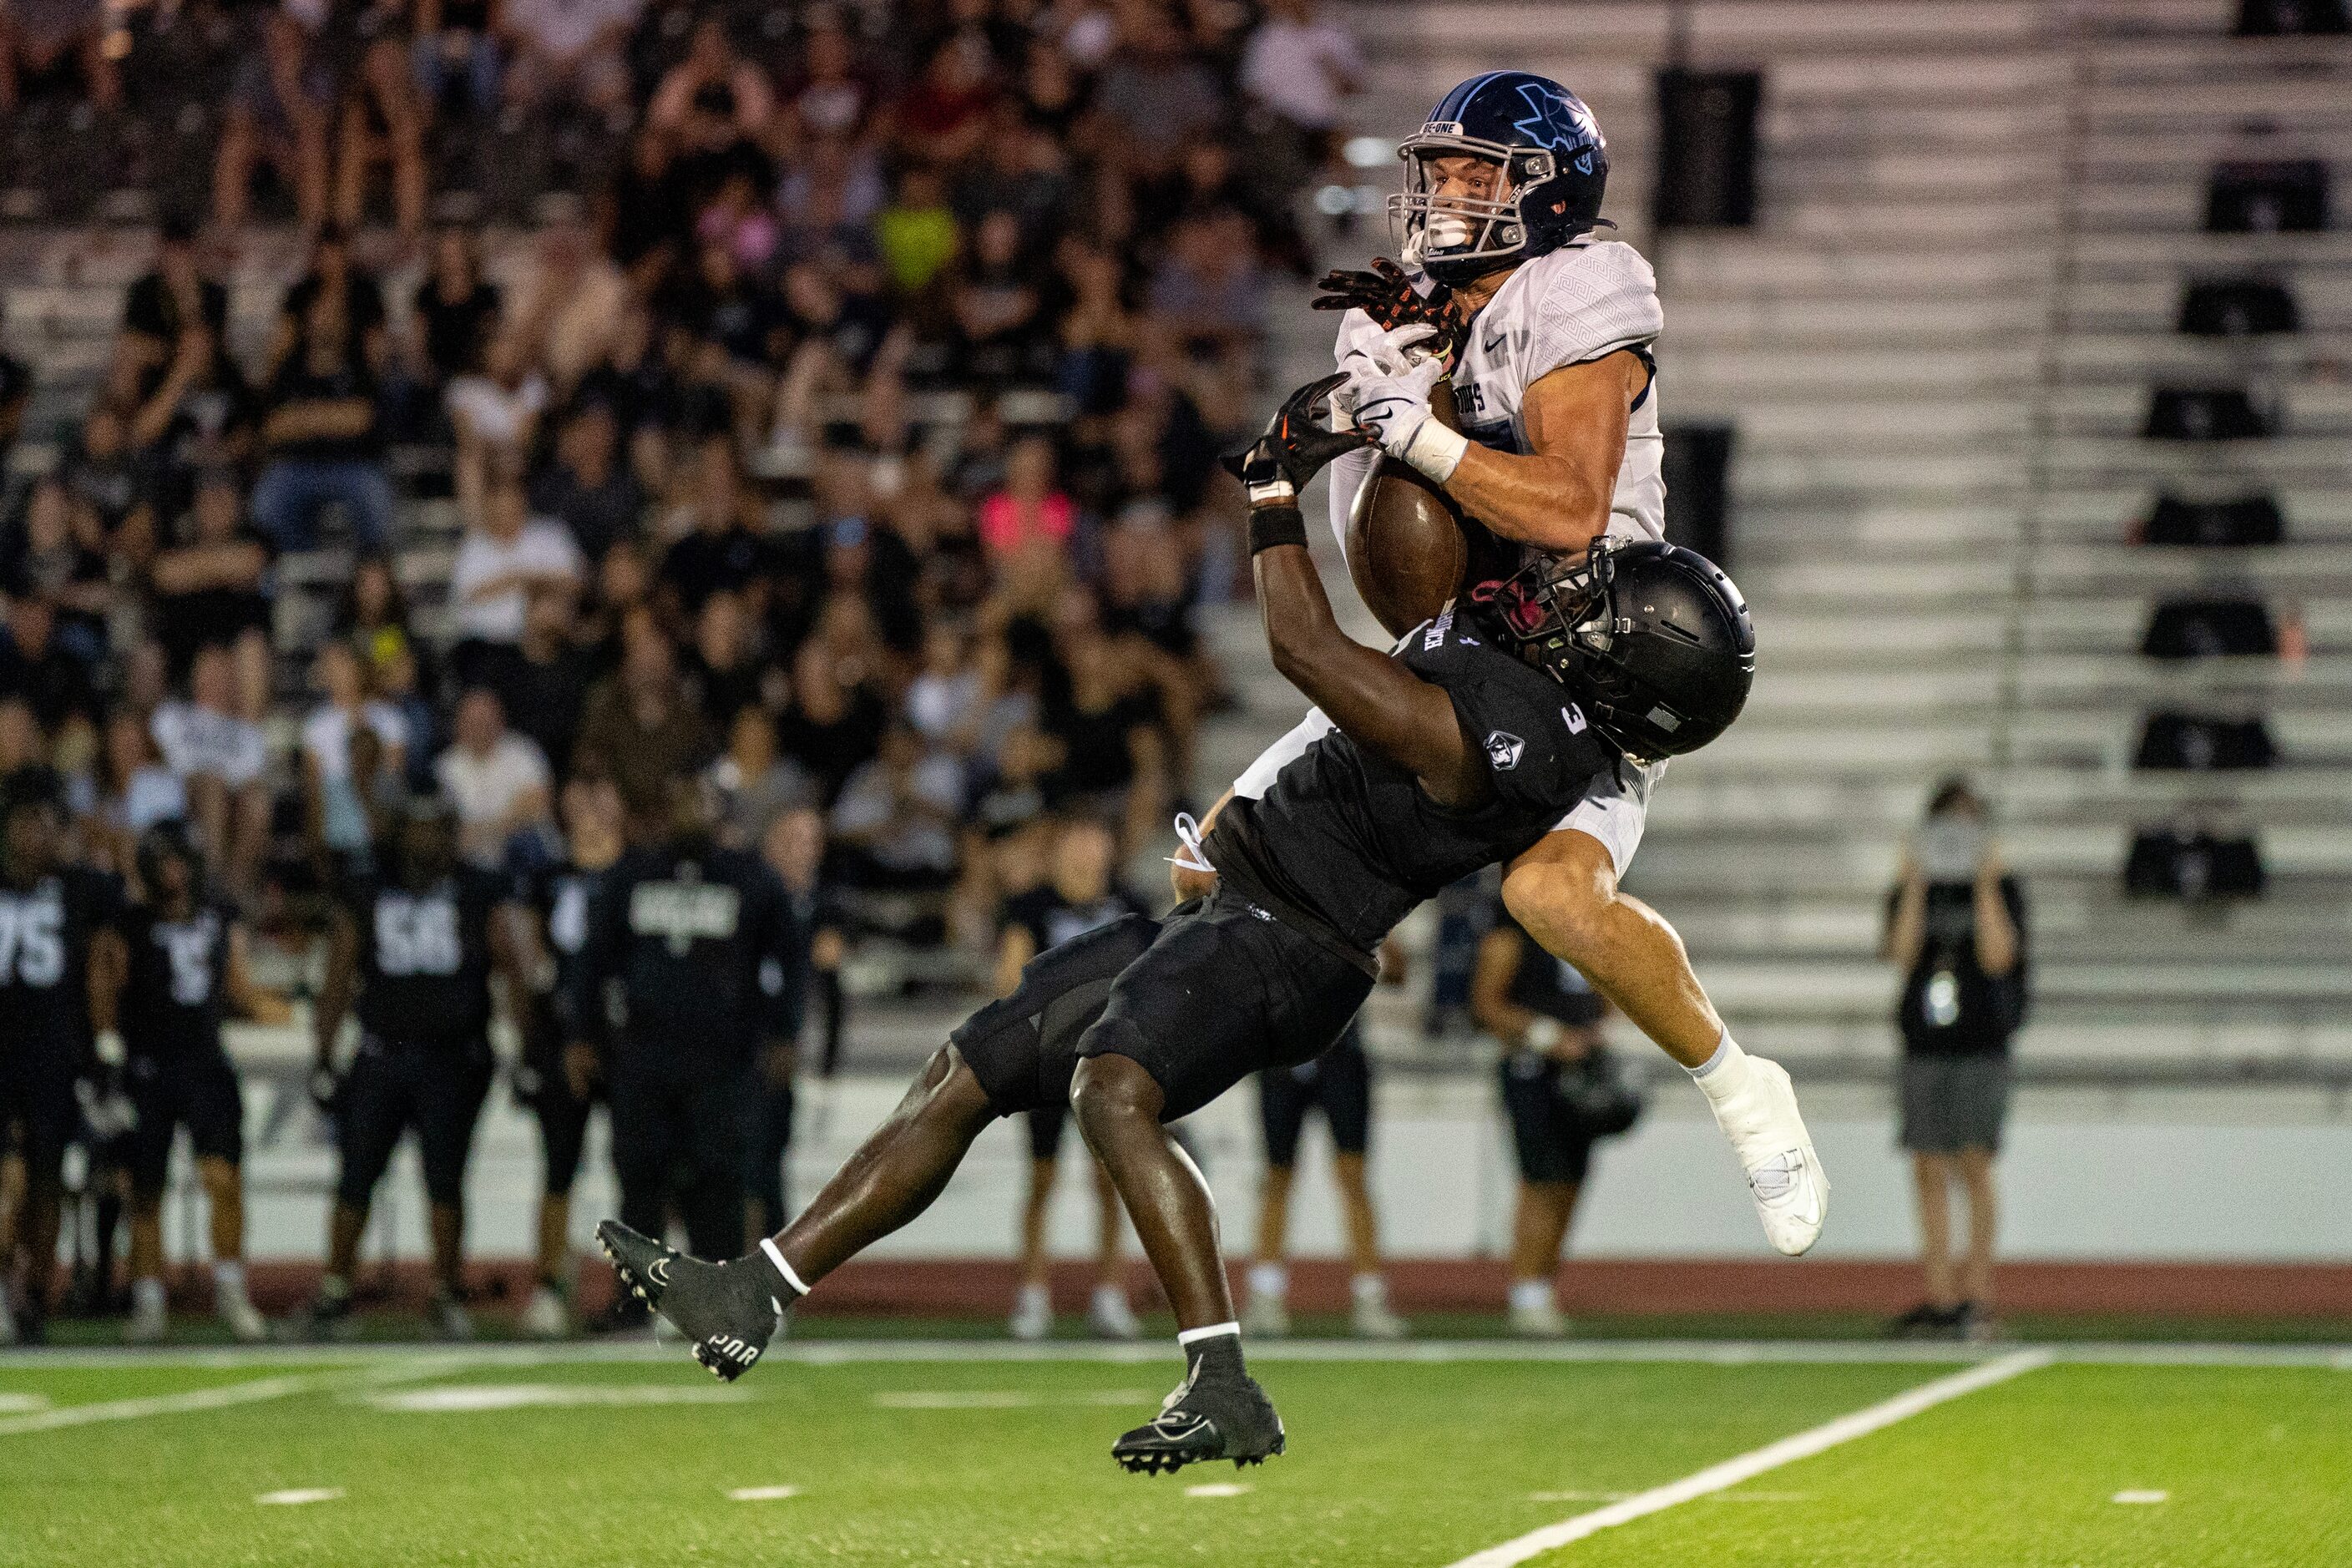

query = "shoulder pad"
[1522, 241, 1663, 380]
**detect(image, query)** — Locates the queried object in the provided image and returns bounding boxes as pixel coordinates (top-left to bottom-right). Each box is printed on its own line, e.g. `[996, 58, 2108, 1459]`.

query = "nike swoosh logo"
[1355, 397, 1406, 425]
[1483, 332, 1507, 356]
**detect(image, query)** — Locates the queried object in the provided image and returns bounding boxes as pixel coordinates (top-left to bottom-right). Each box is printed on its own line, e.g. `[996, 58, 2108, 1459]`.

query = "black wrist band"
[1248, 503, 1310, 554]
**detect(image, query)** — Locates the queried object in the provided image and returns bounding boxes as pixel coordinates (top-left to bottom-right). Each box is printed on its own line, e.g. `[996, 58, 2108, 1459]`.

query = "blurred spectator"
[412, 0, 503, 119]
[474, 584, 593, 779]
[876, 164, 961, 296]
[829, 721, 961, 890]
[1239, 0, 1360, 180]
[658, 438, 768, 617]
[1095, 7, 1222, 172]
[776, 619, 887, 804]
[0, 596, 97, 735]
[120, 218, 230, 405]
[147, 473, 275, 713]
[706, 704, 814, 852]
[1881, 777, 2028, 1343]
[3, 478, 112, 665]
[448, 331, 551, 516]
[252, 296, 394, 552]
[331, 4, 430, 238]
[0, 352, 29, 468]
[86, 706, 189, 868]
[301, 640, 407, 876]
[216, 10, 333, 233]
[501, 0, 640, 115]
[0, 0, 118, 113]
[513, 220, 630, 394]
[151, 644, 270, 893]
[59, 401, 154, 547]
[684, 589, 763, 727]
[646, 17, 772, 152]
[448, 477, 584, 679]
[409, 227, 502, 386]
[529, 401, 645, 564]
[437, 687, 554, 867]
[336, 553, 422, 672]
[574, 617, 712, 828]
[976, 436, 1075, 561]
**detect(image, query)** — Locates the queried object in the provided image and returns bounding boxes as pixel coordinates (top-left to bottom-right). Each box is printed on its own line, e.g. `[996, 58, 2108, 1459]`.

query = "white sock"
[1350, 1272, 1388, 1307]
[1247, 1262, 1287, 1302]
[213, 1260, 246, 1296]
[1090, 1282, 1127, 1308]
[1689, 1031, 1753, 1104]
[133, 1277, 166, 1313]
[1015, 1280, 1050, 1308]
[1509, 1278, 1555, 1313]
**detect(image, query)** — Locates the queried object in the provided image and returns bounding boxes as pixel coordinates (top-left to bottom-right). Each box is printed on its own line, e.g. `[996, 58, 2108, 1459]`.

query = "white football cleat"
[520, 1284, 571, 1341]
[1696, 1044, 1828, 1257]
[1087, 1285, 1141, 1342]
[217, 1281, 270, 1344]
[1008, 1282, 1054, 1342]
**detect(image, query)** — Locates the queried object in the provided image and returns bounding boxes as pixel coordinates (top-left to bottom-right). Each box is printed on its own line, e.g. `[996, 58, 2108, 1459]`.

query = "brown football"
[1344, 381, 1515, 638]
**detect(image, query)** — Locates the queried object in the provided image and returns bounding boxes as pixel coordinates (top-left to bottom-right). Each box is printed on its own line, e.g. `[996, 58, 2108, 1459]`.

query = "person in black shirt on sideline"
[570, 779, 802, 1263]
[1470, 903, 1621, 1338]
[1881, 776, 2027, 1342]
[0, 770, 127, 1344]
[96, 822, 291, 1344]
[996, 814, 1147, 1343]
[301, 794, 528, 1341]
[741, 807, 836, 1250]
[596, 379, 1765, 1476]
[514, 776, 626, 1339]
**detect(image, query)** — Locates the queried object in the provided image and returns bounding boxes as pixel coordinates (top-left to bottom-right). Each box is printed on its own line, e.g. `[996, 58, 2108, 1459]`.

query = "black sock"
[1181, 1326, 1246, 1383]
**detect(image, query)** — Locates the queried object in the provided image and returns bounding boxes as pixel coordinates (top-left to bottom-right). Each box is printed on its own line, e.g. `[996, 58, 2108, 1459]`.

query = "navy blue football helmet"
[1390, 71, 1610, 286]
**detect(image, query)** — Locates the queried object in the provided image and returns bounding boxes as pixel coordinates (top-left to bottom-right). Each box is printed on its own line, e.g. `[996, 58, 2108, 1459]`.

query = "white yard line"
[0, 1357, 462, 1438]
[1441, 1349, 2054, 1568]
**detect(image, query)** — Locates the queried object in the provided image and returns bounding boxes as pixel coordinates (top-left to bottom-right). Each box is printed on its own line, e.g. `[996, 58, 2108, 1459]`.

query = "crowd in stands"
[0, 0, 1369, 957]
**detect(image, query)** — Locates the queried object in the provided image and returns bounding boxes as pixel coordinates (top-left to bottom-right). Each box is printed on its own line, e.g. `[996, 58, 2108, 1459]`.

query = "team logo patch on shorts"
[1485, 731, 1525, 770]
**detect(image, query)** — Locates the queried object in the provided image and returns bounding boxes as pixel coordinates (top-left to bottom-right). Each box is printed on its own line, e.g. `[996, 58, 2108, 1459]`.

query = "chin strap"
[1166, 812, 1213, 876]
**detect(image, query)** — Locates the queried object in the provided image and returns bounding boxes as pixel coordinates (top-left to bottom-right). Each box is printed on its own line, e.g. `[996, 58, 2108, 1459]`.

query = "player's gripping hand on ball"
[1313, 256, 1464, 358]
[1221, 372, 1370, 506]
[1339, 325, 1471, 484]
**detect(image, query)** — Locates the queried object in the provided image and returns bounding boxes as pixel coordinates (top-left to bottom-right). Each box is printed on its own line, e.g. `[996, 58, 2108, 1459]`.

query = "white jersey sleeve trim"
[1521, 241, 1663, 386]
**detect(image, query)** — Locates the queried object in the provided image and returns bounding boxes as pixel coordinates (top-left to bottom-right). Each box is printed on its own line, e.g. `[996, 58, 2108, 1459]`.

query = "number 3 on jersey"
[0, 897, 65, 987]
[376, 894, 462, 976]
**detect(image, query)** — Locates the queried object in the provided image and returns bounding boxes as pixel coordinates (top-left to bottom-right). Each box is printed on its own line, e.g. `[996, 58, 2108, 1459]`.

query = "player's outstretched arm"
[1229, 377, 1486, 809]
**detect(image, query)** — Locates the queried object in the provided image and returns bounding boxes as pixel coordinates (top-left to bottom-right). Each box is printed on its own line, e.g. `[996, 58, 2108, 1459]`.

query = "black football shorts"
[1257, 1018, 1373, 1167]
[954, 912, 1164, 1119]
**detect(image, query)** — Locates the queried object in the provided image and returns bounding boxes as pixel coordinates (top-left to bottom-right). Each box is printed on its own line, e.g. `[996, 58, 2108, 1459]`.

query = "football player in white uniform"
[1191, 71, 1827, 1261]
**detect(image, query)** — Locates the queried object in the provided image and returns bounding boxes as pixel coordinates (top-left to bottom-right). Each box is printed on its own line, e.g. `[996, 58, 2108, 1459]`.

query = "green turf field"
[0, 1343, 2343, 1567]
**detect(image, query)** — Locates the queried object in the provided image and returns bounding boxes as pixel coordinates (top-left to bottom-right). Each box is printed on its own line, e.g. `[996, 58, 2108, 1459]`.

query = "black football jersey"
[570, 845, 800, 1059]
[349, 868, 509, 1044]
[1206, 602, 1618, 961]
[529, 859, 608, 1041]
[0, 868, 125, 1061]
[119, 900, 236, 1059]
[1495, 908, 1606, 1028]
[1003, 886, 1150, 954]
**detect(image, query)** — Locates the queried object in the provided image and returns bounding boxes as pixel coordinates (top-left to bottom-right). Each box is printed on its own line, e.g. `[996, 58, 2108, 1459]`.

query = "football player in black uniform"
[514, 775, 625, 1338]
[570, 780, 802, 1266]
[597, 378, 1756, 1473]
[97, 822, 291, 1343]
[996, 814, 1147, 1343]
[1242, 1013, 1407, 1341]
[302, 794, 529, 1341]
[746, 807, 837, 1247]
[1471, 899, 1633, 1337]
[0, 768, 126, 1344]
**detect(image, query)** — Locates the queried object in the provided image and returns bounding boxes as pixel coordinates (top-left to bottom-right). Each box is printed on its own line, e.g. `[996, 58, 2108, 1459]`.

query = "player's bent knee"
[1069, 1045, 1165, 1132]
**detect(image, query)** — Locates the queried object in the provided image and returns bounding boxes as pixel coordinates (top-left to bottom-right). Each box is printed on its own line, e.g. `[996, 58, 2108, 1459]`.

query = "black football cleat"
[1112, 1365, 1287, 1475]
[595, 1221, 786, 1382]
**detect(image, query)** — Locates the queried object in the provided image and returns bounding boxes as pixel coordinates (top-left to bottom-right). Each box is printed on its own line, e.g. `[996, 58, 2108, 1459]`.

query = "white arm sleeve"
[1232, 708, 1337, 800]
[1323, 443, 1376, 554]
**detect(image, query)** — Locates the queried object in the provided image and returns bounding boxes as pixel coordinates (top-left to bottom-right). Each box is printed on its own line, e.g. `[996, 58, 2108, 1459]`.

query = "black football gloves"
[1222, 373, 1368, 507]
[1312, 256, 1465, 361]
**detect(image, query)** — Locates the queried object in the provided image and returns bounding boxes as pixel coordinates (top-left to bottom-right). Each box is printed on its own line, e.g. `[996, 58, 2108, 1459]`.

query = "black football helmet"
[1475, 538, 1755, 762]
[1391, 71, 1610, 286]
[136, 818, 204, 899]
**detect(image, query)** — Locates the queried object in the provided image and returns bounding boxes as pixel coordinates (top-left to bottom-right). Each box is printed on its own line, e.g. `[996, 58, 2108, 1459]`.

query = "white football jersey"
[1325, 238, 1666, 554]
[1230, 238, 1672, 857]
